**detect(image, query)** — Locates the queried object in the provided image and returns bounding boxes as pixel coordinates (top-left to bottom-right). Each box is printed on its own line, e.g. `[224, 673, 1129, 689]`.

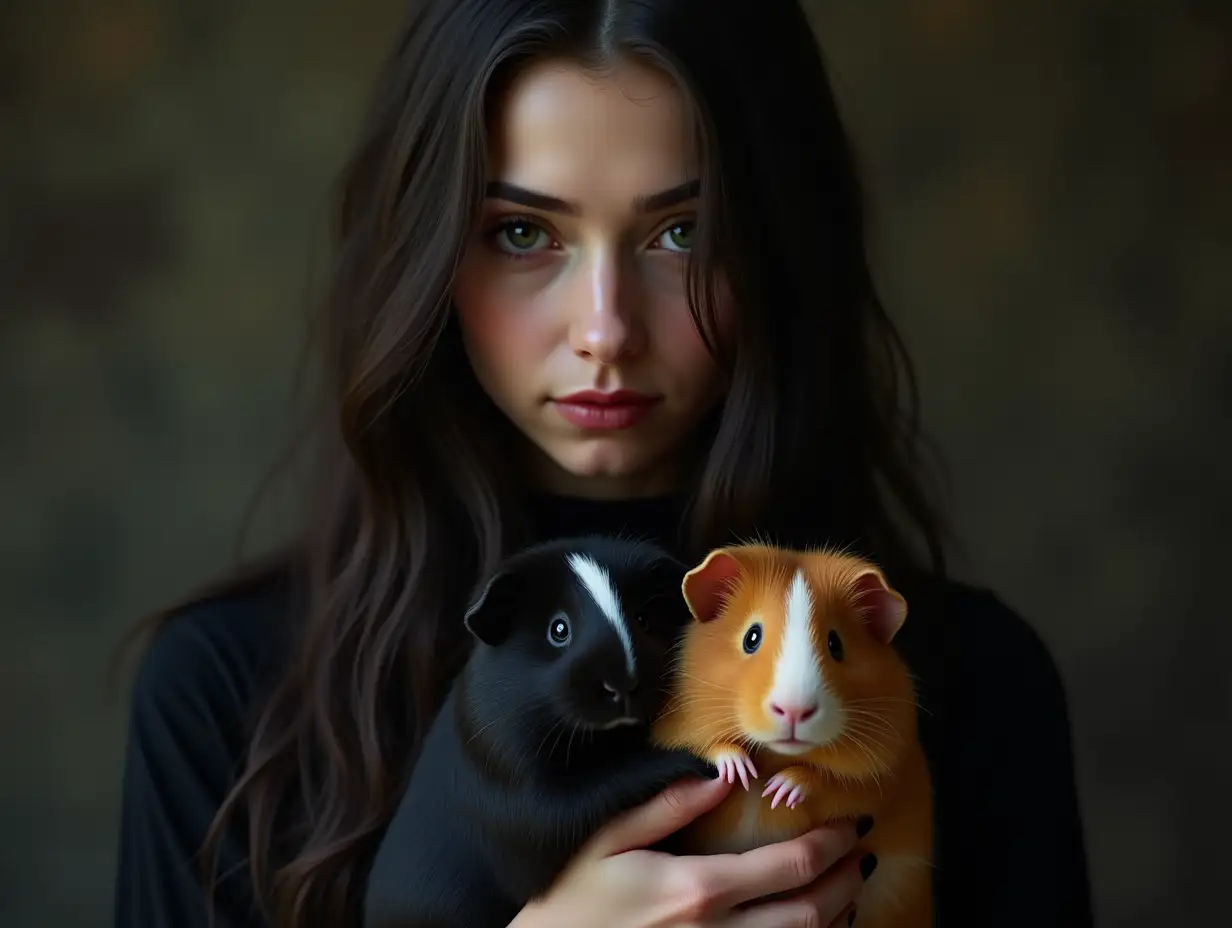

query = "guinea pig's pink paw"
[710, 746, 758, 790]
[762, 770, 810, 809]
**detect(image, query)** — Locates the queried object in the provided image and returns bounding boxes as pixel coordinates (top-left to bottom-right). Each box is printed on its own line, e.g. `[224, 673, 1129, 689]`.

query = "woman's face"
[453, 58, 730, 500]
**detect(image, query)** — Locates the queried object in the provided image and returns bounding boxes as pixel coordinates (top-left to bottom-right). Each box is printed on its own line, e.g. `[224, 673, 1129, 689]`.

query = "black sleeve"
[956, 591, 1095, 926]
[113, 612, 268, 928]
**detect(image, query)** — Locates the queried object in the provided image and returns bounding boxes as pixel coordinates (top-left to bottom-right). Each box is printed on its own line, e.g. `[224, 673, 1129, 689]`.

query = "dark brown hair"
[143, 0, 949, 924]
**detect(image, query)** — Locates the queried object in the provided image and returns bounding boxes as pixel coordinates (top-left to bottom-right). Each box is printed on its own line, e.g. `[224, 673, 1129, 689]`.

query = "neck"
[531, 466, 685, 500]
[523, 488, 690, 556]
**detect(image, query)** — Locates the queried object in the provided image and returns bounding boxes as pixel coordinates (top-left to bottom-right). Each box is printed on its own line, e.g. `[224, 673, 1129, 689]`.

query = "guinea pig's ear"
[851, 568, 908, 644]
[463, 569, 522, 647]
[682, 548, 744, 623]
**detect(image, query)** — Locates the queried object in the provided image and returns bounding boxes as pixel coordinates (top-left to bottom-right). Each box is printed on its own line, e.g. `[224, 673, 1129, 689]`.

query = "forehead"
[487, 57, 697, 208]
[566, 550, 659, 595]
[738, 564, 855, 624]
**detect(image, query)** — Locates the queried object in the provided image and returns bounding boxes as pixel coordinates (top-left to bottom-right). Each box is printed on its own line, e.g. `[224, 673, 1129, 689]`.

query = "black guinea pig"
[363, 535, 715, 928]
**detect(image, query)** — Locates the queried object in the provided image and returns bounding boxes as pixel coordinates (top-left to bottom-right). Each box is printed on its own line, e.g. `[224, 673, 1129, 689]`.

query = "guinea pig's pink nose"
[770, 701, 819, 724]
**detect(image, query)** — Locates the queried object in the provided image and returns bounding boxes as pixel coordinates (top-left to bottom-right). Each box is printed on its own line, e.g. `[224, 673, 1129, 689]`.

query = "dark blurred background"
[2, 1, 1226, 925]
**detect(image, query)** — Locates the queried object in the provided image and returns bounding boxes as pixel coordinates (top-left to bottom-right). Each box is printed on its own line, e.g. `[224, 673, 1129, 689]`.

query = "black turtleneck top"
[114, 494, 1094, 927]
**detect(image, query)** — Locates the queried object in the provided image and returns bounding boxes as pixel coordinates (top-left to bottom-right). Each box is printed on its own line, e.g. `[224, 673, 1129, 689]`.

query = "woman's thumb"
[583, 776, 733, 859]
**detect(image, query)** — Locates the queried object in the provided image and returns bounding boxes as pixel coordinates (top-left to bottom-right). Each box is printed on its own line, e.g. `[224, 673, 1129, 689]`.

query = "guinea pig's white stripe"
[768, 568, 826, 707]
[566, 552, 636, 674]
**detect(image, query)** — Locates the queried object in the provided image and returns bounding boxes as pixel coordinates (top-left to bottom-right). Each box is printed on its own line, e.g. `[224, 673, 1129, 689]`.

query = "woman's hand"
[510, 776, 868, 928]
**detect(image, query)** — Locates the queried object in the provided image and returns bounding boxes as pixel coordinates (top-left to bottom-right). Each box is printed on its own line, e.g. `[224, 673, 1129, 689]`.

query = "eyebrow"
[484, 179, 700, 215]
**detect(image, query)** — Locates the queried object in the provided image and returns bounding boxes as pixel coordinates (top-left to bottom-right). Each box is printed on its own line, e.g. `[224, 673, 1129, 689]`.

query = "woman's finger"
[685, 822, 859, 912]
[717, 896, 834, 928]
[827, 902, 857, 928]
[719, 877, 856, 928]
[580, 776, 733, 860]
[723, 848, 865, 928]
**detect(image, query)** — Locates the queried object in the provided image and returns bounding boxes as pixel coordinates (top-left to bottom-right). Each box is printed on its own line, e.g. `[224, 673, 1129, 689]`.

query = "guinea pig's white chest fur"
[761, 569, 846, 751]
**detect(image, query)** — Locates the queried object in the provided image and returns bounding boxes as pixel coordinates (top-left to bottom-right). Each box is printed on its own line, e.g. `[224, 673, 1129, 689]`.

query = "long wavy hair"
[139, 0, 950, 924]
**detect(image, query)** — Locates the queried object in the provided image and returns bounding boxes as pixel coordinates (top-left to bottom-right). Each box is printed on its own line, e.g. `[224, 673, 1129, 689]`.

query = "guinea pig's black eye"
[742, 623, 763, 654]
[547, 613, 571, 647]
[635, 614, 648, 629]
[827, 630, 844, 662]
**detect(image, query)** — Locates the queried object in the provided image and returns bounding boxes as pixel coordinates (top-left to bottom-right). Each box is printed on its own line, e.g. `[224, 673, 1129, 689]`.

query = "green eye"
[659, 221, 695, 253]
[497, 221, 546, 253]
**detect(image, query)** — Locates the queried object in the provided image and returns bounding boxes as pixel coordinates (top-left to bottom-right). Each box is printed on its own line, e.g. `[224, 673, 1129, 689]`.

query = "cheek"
[652, 288, 733, 392]
[832, 650, 885, 698]
[453, 258, 551, 382]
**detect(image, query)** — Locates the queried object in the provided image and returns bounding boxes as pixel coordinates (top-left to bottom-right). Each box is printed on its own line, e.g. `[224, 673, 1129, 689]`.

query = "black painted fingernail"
[848, 908, 857, 926]
[855, 815, 874, 838]
[859, 853, 878, 880]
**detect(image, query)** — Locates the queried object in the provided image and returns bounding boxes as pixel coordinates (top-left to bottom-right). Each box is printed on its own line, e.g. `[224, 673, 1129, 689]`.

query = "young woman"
[114, 1, 1094, 926]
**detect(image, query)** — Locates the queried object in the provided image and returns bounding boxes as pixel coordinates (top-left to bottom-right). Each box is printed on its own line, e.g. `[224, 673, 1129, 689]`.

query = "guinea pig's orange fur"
[651, 544, 933, 928]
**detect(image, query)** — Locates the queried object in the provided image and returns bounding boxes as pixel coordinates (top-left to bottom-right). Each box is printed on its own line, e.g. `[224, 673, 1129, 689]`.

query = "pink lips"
[552, 389, 662, 430]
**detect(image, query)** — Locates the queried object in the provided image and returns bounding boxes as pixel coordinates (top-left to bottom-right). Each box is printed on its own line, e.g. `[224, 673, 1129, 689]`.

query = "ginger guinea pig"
[651, 543, 933, 928]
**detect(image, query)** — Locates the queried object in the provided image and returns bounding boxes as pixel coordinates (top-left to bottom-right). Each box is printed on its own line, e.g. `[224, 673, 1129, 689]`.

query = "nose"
[769, 701, 819, 726]
[568, 250, 644, 364]
[601, 677, 638, 703]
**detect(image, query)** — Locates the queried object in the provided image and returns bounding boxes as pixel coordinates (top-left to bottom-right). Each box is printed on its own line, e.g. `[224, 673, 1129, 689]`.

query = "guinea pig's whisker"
[843, 709, 901, 740]
[848, 695, 932, 716]
[687, 716, 741, 735]
[658, 699, 733, 720]
[663, 703, 733, 719]
[846, 723, 902, 750]
[846, 695, 915, 706]
[842, 729, 882, 764]
[496, 693, 576, 778]
[843, 706, 895, 723]
[845, 726, 898, 763]
[845, 716, 894, 748]
[840, 730, 887, 789]
[843, 730, 897, 756]
[466, 693, 554, 746]
[690, 725, 738, 748]
[863, 740, 893, 777]
[691, 721, 750, 752]
[550, 718, 574, 754]
[535, 717, 569, 761]
[675, 671, 730, 692]
[564, 721, 586, 769]
[847, 709, 896, 724]
[662, 694, 734, 710]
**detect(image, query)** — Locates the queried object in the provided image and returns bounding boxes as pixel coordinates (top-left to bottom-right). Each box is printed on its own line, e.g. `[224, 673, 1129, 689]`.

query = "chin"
[573, 712, 642, 731]
[763, 740, 815, 757]
[558, 437, 647, 471]
[518, 415, 691, 495]
[543, 440, 670, 487]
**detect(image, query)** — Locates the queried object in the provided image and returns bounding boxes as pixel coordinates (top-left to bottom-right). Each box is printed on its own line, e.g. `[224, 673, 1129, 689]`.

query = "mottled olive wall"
[2, 1, 1226, 925]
